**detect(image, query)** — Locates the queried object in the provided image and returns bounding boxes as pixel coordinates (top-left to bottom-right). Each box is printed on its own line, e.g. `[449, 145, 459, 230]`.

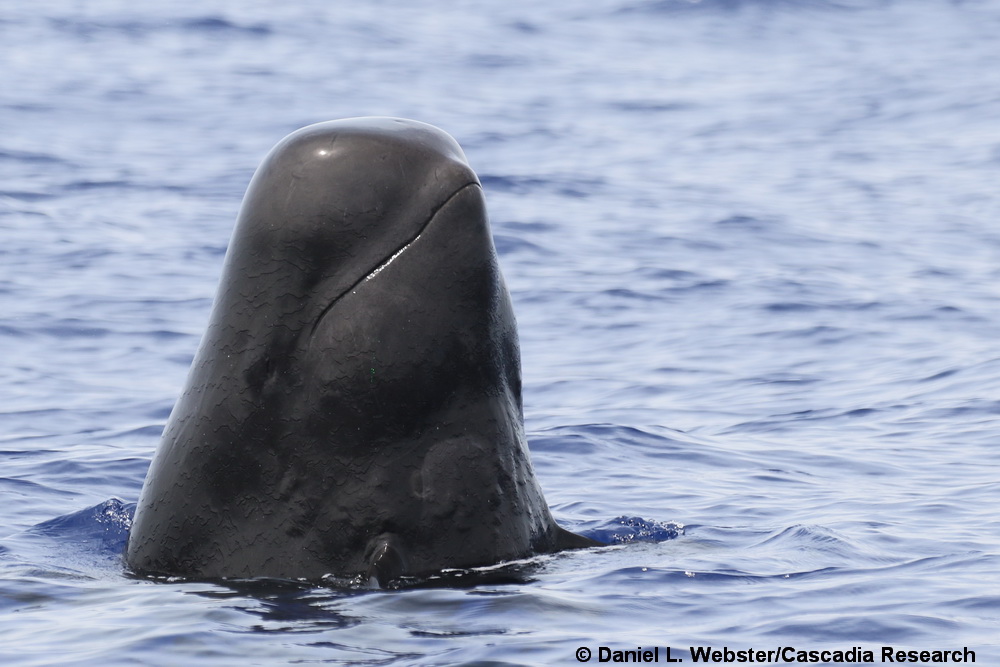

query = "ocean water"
[2, 0, 999, 664]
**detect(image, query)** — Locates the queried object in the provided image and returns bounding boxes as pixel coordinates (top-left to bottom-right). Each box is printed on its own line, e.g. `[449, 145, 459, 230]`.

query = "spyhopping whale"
[125, 117, 597, 584]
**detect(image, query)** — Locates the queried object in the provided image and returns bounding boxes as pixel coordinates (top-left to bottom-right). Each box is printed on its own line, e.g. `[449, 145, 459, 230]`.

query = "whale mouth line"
[309, 181, 480, 338]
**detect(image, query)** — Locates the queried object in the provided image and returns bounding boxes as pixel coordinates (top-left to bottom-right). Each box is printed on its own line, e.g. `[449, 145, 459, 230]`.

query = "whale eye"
[245, 353, 280, 397]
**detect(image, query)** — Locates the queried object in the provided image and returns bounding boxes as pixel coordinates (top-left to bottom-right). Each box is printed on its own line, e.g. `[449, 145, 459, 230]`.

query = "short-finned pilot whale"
[125, 117, 597, 584]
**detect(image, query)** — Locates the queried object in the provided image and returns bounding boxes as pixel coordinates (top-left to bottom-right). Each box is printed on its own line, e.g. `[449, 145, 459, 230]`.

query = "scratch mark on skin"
[308, 182, 479, 338]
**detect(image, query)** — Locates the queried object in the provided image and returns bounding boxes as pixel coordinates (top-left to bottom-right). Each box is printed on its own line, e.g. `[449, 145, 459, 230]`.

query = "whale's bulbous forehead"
[271, 117, 471, 170]
[222, 118, 484, 320]
[242, 117, 477, 231]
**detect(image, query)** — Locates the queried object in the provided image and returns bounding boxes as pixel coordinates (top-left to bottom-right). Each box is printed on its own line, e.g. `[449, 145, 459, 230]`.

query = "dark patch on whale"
[125, 117, 598, 584]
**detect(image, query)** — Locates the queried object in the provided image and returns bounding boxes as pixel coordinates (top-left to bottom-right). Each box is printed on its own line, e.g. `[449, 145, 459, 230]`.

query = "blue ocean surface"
[2, 0, 999, 664]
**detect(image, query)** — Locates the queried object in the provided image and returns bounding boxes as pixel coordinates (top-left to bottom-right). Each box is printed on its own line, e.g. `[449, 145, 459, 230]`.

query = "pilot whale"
[125, 117, 597, 584]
